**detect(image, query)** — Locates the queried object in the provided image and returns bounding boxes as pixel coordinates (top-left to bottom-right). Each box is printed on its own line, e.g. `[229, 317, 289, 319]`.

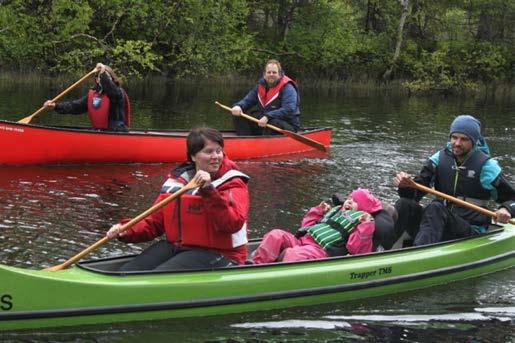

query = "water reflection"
[0, 165, 171, 266]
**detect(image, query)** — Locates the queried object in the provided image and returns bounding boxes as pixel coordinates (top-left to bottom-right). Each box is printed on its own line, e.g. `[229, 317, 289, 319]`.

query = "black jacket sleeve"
[397, 159, 436, 202]
[54, 94, 88, 115]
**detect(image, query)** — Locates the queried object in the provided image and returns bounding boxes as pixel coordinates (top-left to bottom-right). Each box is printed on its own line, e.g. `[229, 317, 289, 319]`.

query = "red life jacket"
[159, 169, 249, 250]
[87, 89, 131, 129]
[123, 92, 131, 127]
[257, 75, 297, 108]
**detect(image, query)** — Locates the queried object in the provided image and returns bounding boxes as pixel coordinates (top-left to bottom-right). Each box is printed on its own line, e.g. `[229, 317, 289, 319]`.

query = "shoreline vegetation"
[1, 71, 513, 100]
[1, 1, 513, 95]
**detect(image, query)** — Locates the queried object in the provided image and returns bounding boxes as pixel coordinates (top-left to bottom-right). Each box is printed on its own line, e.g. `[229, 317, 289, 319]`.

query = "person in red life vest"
[106, 127, 250, 271]
[43, 63, 130, 132]
[230, 59, 300, 136]
[252, 188, 383, 264]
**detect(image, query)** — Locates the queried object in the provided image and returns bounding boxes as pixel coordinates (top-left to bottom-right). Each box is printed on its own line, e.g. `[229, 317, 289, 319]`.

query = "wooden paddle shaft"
[215, 102, 284, 134]
[50, 68, 98, 103]
[44, 179, 201, 271]
[409, 180, 515, 224]
[18, 68, 97, 124]
[214, 101, 327, 152]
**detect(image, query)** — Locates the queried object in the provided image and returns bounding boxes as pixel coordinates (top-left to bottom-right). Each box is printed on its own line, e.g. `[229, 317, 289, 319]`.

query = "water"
[0, 79, 514, 341]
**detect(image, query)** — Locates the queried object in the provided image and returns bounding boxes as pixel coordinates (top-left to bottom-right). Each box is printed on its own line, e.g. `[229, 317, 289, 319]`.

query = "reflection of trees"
[0, 164, 172, 266]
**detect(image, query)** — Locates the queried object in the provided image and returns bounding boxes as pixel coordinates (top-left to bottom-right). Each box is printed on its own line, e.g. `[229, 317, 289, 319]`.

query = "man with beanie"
[393, 114, 514, 246]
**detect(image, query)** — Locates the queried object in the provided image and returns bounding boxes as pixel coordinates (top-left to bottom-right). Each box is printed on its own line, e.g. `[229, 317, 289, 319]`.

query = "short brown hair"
[186, 127, 224, 162]
[264, 59, 282, 74]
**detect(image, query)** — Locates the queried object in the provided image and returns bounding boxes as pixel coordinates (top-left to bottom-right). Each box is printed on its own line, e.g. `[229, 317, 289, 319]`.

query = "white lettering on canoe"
[0, 125, 24, 133]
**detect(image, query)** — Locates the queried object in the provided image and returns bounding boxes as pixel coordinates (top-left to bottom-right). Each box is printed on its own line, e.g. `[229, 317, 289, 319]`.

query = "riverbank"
[2, 70, 513, 99]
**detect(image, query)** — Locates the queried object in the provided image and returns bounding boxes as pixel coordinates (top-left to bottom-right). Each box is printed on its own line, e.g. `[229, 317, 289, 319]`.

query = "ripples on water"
[4, 270, 514, 342]
[0, 84, 513, 341]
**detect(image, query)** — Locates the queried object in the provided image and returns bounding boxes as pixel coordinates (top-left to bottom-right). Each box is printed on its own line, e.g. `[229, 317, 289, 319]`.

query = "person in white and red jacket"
[107, 127, 250, 271]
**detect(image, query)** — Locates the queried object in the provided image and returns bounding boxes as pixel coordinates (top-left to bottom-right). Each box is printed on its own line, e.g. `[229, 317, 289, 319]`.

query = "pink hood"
[350, 188, 382, 213]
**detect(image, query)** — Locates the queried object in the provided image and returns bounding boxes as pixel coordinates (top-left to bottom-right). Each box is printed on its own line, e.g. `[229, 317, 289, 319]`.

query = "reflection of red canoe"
[0, 120, 331, 166]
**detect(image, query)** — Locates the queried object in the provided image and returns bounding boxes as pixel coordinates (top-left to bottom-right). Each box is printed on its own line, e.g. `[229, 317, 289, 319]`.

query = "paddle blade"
[18, 116, 33, 124]
[281, 130, 327, 152]
[18, 109, 43, 124]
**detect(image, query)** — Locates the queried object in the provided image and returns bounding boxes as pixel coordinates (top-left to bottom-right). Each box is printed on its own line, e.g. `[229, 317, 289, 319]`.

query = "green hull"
[1, 224, 514, 331]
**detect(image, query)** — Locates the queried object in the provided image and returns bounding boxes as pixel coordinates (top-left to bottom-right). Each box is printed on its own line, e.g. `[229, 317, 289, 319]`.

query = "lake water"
[0, 78, 513, 342]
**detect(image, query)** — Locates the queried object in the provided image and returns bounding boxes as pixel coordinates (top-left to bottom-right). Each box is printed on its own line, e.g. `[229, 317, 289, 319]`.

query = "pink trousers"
[252, 229, 328, 264]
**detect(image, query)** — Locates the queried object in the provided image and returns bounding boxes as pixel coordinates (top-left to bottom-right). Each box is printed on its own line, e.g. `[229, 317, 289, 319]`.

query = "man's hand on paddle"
[394, 171, 412, 188]
[230, 106, 242, 116]
[494, 207, 512, 224]
[257, 116, 269, 128]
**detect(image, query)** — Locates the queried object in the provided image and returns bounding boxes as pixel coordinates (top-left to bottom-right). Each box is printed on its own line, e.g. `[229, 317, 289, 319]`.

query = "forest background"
[0, 0, 513, 93]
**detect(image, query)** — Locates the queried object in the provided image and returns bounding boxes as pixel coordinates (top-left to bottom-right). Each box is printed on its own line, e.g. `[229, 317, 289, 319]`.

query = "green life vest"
[298, 206, 369, 250]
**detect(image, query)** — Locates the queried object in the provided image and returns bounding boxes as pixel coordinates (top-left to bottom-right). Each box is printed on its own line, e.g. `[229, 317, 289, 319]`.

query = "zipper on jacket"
[176, 196, 183, 246]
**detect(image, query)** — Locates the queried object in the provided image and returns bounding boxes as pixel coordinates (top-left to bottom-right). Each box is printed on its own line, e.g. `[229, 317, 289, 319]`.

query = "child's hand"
[360, 213, 371, 222]
[318, 201, 331, 212]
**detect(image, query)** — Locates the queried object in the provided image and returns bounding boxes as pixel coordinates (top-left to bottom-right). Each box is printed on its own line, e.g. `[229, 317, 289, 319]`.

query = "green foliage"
[112, 40, 161, 78]
[402, 40, 511, 93]
[0, 0, 513, 90]
[161, 0, 253, 77]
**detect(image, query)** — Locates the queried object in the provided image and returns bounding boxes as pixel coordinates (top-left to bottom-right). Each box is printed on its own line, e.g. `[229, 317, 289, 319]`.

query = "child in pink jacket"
[252, 188, 383, 264]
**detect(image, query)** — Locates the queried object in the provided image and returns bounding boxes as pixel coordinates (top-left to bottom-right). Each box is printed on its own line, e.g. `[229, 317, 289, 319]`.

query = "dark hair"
[95, 65, 122, 86]
[186, 127, 224, 162]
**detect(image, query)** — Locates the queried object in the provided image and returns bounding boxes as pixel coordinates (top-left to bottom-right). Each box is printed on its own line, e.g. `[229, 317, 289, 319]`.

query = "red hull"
[0, 120, 331, 165]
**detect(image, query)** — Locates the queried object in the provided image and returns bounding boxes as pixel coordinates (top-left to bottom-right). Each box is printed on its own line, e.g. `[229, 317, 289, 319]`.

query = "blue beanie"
[449, 115, 481, 145]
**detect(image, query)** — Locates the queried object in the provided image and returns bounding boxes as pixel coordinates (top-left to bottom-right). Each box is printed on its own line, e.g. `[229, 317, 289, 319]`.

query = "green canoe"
[1, 224, 514, 331]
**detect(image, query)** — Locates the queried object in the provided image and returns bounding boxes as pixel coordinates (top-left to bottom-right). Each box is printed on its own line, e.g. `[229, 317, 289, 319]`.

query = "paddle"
[44, 178, 202, 271]
[215, 101, 327, 152]
[18, 68, 98, 124]
[407, 179, 515, 225]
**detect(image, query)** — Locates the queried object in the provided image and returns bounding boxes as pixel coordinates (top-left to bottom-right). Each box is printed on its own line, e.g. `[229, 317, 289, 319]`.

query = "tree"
[382, 0, 411, 80]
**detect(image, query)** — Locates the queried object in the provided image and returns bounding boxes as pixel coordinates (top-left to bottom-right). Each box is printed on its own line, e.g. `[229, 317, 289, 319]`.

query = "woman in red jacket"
[107, 127, 250, 271]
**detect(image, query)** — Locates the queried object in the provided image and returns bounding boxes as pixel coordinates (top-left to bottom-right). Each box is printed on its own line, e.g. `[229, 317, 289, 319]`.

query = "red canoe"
[0, 120, 331, 165]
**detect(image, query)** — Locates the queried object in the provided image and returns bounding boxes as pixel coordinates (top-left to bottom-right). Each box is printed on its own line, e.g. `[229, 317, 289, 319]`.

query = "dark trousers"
[414, 201, 471, 246]
[394, 198, 472, 246]
[372, 209, 397, 250]
[394, 198, 423, 241]
[119, 240, 234, 272]
[233, 115, 297, 136]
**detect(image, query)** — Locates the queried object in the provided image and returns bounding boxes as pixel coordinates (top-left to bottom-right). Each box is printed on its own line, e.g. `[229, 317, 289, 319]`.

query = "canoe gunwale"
[0, 119, 330, 138]
[76, 227, 507, 276]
